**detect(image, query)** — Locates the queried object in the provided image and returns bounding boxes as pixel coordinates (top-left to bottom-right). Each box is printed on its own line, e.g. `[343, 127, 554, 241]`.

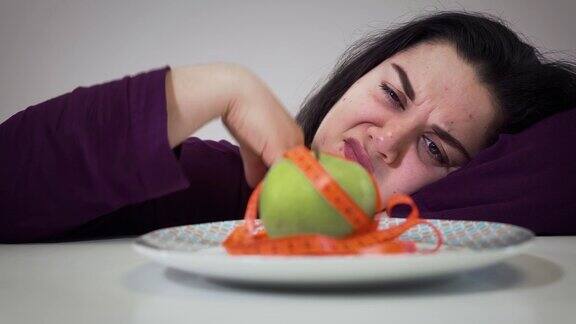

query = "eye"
[422, 135, 450, 166]
[379, 83, 404, 110]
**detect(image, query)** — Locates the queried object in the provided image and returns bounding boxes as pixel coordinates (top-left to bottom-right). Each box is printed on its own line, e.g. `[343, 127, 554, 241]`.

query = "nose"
[367, 116, 421, 165]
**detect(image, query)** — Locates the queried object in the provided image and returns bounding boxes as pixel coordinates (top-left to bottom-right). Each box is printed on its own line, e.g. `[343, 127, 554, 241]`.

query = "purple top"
[1, 67, 574, 243]
[0, 67, 251, 243]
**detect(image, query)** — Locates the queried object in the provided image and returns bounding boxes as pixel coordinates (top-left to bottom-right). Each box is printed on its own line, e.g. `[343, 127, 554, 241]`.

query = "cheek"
[313, 88, 388, 154]
[311, 115, 334, 150]
[376, 152, 443, 200]
[325, 96, 381, 131]
[313, 103, 362, 148]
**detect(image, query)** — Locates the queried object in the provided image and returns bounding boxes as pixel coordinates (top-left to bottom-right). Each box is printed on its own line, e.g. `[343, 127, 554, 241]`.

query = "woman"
[1, 12, 575, 242]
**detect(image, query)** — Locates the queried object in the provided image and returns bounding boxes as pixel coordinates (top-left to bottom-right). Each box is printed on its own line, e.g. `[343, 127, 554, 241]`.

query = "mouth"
[343, 138, 375, 174]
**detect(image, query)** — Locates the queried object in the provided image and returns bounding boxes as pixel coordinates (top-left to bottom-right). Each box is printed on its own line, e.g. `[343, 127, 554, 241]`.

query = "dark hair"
[296, 11, 576, 147]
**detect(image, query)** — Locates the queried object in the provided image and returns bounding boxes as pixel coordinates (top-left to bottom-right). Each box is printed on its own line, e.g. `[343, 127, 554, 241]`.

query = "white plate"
[133, 218, 534, 287]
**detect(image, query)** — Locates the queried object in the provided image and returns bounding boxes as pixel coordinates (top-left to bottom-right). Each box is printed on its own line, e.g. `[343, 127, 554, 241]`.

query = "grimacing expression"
[312, 42, 501, 203]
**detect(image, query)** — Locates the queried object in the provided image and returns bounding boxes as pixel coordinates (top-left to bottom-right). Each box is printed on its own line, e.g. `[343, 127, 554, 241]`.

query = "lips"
[343, 138, 375, 174]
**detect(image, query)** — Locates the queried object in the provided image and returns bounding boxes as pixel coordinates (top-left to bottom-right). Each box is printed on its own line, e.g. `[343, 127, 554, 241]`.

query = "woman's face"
[312, 41, 501, 203]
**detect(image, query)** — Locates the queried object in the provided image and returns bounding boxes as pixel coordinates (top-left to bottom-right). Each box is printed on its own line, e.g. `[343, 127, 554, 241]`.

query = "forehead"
[379, 42, 498, 153]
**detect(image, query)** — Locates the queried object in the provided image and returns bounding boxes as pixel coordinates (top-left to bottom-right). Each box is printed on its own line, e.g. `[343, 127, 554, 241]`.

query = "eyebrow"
[431, 125, 472, 163]
[392, 63, 415, 101]
[391, 63, 472, 164]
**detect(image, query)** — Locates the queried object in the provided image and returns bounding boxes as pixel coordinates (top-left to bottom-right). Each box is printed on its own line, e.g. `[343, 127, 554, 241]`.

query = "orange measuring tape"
[223, 146, 444, 256]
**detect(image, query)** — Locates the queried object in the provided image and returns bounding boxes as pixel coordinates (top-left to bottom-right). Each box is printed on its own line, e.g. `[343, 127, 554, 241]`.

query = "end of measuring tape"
[222, 146, 444, 256]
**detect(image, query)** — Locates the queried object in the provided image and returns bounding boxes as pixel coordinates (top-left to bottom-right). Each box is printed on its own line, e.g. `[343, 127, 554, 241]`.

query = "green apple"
[259, 151, 378, 238]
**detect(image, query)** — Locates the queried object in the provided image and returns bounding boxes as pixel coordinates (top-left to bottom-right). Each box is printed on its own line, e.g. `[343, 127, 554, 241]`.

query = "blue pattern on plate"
[138, 218, 534, 253]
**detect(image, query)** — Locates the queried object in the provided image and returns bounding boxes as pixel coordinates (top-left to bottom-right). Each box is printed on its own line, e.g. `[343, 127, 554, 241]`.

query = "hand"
[222, 69, 304, 188]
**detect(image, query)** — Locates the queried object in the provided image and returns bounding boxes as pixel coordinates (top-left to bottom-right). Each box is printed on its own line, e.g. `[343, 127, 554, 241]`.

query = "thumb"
[239, 146, 269, 188]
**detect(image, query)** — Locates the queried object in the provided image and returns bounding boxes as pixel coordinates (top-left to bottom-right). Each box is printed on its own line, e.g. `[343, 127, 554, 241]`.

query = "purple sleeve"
[0, 67, 252, 242]
[46, 137, 252, 242]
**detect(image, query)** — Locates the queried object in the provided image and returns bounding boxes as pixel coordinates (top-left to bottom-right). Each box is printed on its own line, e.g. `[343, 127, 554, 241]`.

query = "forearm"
[165, 63, 248, 148]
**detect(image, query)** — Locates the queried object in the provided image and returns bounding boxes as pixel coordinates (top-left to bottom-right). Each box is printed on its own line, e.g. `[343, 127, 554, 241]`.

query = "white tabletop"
[1, 236, 575, 324]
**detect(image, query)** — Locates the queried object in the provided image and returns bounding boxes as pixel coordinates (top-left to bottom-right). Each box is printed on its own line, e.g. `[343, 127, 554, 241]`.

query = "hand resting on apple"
[165, 63, 304, 189]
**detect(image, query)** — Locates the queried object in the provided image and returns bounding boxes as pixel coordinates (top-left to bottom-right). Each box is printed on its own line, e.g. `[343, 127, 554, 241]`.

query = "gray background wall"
[1, 0, 574, 144]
